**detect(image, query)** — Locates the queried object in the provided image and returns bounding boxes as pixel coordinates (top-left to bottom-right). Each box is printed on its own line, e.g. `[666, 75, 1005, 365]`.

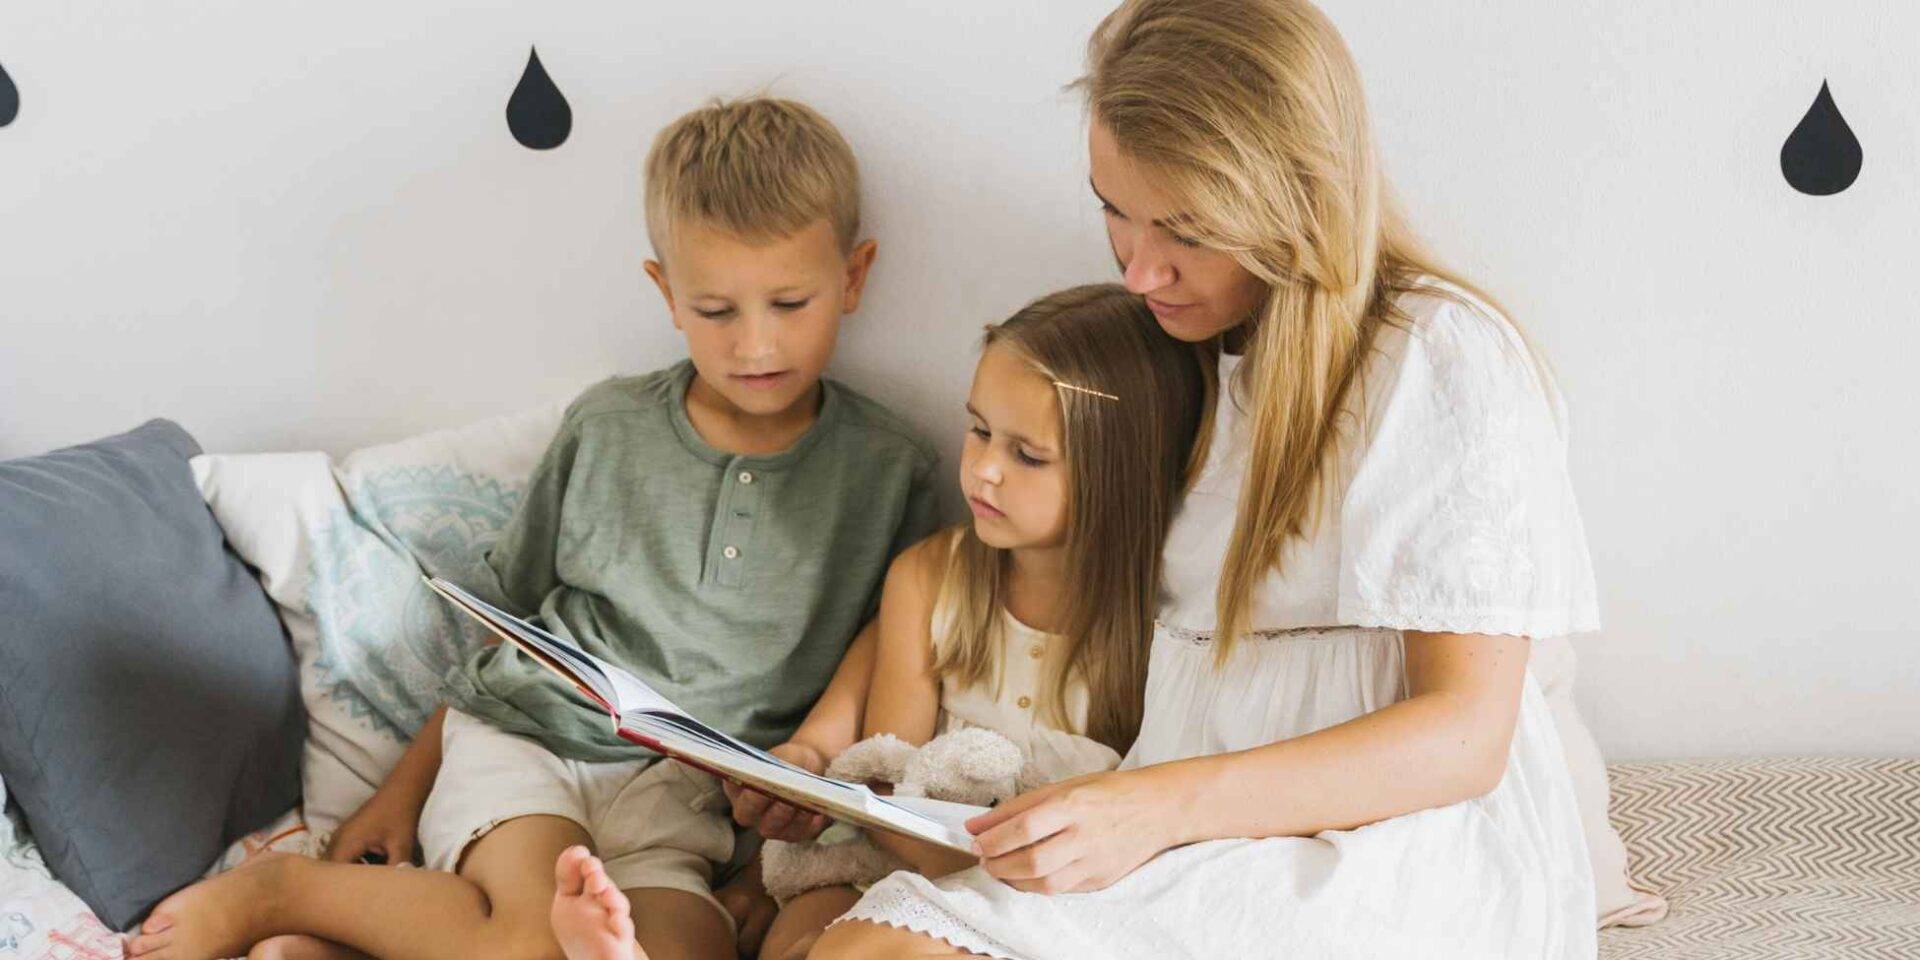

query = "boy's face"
[645, 218, 877, 421]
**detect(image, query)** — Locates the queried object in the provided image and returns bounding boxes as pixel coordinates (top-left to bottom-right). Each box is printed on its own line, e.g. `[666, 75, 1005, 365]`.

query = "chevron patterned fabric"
[1597, 757, 1920, 959]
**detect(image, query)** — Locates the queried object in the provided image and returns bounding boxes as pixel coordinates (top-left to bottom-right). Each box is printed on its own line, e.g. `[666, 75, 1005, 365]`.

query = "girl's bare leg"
[758, 886, 862, 960]
[806, 919, 987, 960]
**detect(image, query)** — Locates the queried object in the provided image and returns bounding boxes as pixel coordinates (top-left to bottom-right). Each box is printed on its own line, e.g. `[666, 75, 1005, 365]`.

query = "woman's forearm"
[1147, 688, 1515, 847]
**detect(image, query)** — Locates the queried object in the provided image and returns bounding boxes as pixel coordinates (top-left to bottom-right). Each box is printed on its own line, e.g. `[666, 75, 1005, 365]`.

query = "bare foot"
[246, 934, 371, 960]
[126, 852, 298, 960]
[550, 846, 643, 960]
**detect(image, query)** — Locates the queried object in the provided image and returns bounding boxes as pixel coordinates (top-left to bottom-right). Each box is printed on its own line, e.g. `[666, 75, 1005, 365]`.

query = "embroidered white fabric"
[1156, 282, 1600, 640]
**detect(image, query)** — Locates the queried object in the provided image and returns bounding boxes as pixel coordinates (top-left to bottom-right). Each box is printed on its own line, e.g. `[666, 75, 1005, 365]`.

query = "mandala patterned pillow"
[193, 400, 567, 836]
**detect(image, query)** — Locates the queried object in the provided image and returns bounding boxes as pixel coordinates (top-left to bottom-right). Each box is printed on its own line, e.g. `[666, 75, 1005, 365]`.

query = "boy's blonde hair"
[643, 96, 861, 258]
[930, 284, 1208, 753]
[1077, 0, 1549, 659]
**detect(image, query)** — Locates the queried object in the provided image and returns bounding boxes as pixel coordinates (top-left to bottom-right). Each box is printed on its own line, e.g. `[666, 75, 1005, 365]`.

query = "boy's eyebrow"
[1088, 177, 1194, 230]
[687, 284, 816, 300]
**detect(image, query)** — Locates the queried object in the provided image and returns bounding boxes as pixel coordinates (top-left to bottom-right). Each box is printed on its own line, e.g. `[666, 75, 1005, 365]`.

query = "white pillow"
[193, 400, 567, 837]
[1531, 637, 1668, 927]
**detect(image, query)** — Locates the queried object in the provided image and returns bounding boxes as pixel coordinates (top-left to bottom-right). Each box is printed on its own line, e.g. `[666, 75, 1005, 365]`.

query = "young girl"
[548, 283, 1208, 960]
[815, 0, 1604, 958]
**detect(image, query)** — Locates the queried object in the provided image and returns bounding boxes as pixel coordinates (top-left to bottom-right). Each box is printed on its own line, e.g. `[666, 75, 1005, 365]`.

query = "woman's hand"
[965, 767, 1181, 894]
[723, 741, 832, 842]
[325, 783, 429, 865]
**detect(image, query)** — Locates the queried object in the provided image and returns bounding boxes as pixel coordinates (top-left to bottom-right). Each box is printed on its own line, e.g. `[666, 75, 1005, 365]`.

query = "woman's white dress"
[838, 284, 1602, 959]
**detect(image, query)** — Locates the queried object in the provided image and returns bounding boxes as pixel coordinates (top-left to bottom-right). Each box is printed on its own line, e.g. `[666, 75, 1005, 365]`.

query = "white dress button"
[738, 471, 754, 484]
[722, 546, 740, 560]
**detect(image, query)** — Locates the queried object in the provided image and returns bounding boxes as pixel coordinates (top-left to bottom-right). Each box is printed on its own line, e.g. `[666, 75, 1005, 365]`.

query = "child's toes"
[593, 880, 630, 920]
[554, 845, 592, 895]
[581, 857, 614, 896]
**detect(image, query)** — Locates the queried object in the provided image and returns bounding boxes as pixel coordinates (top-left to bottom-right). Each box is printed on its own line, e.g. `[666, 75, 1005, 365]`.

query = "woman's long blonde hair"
[1078, 0, 1537, 656]
[930, 284, 1207, 752]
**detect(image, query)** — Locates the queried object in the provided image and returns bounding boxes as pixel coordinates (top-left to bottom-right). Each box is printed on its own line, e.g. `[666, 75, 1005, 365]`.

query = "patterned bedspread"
[7, 759, 1916, 958]
[1599, 757, 1920, 959]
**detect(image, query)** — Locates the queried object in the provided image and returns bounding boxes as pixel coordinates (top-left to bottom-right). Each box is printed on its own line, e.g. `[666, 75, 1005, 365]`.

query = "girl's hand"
[723, 741, 832, 842]
[325, 784, 428, 865]
[965, 768, 1179, 894]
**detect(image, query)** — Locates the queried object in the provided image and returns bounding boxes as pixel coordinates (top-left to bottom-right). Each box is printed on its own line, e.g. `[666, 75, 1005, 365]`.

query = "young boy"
[126, 96, 939, 960]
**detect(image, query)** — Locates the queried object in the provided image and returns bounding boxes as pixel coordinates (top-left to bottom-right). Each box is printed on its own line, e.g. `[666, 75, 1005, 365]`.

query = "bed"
[1598, 757, 1920, 959]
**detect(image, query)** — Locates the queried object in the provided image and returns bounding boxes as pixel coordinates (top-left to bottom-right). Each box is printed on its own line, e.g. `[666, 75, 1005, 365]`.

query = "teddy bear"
[759, 726, 1027, 903]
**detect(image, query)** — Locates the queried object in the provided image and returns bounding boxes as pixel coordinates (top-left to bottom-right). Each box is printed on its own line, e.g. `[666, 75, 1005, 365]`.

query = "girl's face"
[1089, 120, 1268, 343]
[961, 344, 1070, 552]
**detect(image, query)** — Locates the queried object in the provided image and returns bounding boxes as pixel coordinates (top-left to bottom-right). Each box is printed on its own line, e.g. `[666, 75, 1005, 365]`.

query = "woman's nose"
[1122, 240, 1176, 294]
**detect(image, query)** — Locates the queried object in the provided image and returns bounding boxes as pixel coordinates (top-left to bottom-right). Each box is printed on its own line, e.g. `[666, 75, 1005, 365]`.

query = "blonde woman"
[816, 1, 1601, 958]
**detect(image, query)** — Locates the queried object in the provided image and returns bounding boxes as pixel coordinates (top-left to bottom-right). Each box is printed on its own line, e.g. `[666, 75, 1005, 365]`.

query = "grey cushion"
[0, 420, 304, 930]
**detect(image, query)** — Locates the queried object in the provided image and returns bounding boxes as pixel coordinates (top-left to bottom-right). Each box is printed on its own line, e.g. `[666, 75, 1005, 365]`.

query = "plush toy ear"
[949, 729, 1025, 784]
[826, 733, 917, 785]
[901, 727, 1025, 804]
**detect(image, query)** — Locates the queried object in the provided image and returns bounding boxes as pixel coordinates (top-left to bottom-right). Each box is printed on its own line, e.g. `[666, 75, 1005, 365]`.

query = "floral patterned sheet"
[2, 785, 312, 959]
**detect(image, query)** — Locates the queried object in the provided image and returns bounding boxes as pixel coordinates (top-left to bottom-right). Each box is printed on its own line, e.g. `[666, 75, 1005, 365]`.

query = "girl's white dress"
[838, 284, 1602, 959]
[933, 604, 1123, 789]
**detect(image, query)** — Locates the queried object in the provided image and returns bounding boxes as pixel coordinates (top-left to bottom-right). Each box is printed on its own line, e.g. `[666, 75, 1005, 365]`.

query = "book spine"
[612, 727, 834, 821]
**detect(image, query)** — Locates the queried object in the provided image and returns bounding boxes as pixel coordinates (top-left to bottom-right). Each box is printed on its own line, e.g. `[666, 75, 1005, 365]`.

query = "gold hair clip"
[1052, 380, 1119, 401]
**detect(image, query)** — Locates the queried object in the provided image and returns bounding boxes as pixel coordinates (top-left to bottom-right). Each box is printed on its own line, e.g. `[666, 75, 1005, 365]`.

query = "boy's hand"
[723, 741, 832, 842]
[325, 784, 427, 865]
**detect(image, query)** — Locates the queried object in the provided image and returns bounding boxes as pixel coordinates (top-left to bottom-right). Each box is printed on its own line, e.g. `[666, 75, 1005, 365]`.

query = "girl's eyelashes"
[773, 298, 811, 312]
[1170, 233, 1203, 249]
[965, 417, 1052, 467]
[694, 306, 734, 320]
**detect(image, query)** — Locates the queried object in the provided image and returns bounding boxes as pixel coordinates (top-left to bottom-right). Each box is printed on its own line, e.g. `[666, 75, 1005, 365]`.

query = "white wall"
[3, 1, 1915, 760]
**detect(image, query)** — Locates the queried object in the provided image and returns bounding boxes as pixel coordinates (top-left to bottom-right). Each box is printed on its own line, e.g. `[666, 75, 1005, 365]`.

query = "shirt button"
[738, 471, 754, 484]
[1028, 644, 1044, 659]
[722, 545, 740, 560]
[1016, 695, 1032, 710]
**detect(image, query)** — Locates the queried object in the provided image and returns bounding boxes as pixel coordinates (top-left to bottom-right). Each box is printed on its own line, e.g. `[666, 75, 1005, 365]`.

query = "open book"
[423, 576, 986, 855]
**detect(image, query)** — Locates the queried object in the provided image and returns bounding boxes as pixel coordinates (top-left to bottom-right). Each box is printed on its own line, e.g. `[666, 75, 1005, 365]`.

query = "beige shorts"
[419, 709, 737, 928]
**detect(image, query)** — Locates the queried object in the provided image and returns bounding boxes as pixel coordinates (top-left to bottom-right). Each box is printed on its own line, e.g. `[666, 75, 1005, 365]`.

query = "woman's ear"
[643, 258, 681, 330]
[841, 239, 880, 312]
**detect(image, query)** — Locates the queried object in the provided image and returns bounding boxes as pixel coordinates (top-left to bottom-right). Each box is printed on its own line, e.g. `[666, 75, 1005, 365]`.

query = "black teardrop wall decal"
[1780, 81, 1862, 196]
[0, 61, 19, 128]
[506, 47, 570, 150]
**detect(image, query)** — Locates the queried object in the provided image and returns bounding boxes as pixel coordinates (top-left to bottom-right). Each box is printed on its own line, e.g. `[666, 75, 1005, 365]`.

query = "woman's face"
[1089, 120, 1267, 343]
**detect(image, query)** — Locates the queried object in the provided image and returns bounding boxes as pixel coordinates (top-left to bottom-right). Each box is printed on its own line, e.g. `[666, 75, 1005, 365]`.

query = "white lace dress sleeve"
[1338, 292, 1601, 639]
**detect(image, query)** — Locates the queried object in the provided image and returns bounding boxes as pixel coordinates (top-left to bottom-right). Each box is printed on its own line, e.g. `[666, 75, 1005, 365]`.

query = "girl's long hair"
[1076, 0, 1550, 657]
[930, 284, 1207, 751]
